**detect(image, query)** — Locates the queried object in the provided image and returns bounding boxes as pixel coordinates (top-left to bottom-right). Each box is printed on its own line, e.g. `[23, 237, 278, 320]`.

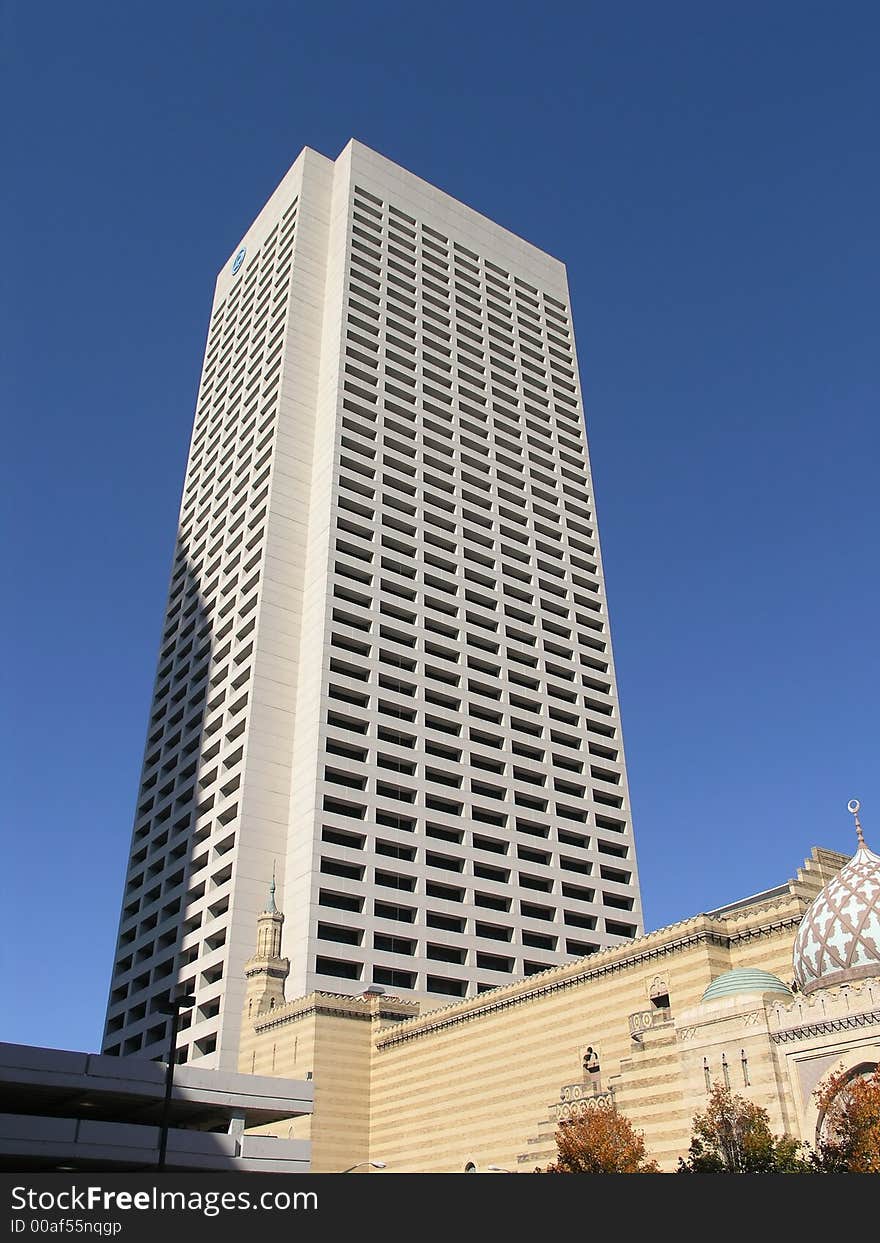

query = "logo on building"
[232, 247, 246, 275]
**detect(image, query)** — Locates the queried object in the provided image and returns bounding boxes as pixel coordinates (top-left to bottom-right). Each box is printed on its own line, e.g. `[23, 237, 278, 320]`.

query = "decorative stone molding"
[629, 1007, 672, 1037]
[771, 1008, 880, 1044]
[647, 974, 669, 1000]
[550, 1089, 614, 1122]
[374, 921, 739, 1050]
[254, 990, 419, 1033]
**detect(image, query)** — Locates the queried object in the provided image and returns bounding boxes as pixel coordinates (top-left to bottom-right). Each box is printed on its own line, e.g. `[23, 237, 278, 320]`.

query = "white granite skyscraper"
[103, 141, 643, 1069]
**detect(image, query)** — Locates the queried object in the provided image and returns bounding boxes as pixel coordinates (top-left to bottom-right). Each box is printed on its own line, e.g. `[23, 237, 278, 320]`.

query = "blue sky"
[2, 1, 877, 1052]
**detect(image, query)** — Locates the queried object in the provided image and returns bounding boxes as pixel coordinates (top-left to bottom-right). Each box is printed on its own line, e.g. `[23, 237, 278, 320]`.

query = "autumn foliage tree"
[538, 1104, 659, 1173]
[678, 1084, 808, 1173]
[812, 1065, 880, 1173]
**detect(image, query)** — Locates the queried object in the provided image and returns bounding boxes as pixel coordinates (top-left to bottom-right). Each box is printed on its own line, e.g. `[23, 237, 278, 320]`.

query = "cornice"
[771, 1007, 880, 1044]
[253, 990, 418, 1033]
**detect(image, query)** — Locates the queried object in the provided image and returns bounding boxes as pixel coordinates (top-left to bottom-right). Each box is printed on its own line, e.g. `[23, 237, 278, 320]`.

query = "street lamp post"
[340, 1160, 387, 1173]
[155, 992, 196, 1171]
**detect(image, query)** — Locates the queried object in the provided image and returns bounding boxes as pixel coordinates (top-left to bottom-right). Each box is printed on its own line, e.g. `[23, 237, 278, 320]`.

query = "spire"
[848, 799, 866, 849]
[255, 864, 284, 956]
[265, 861, 278, 914]
[244, 863, 289, 1019]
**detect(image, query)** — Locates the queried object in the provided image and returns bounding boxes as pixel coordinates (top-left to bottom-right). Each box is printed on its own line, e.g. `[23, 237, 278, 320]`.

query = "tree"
[678, 1084, 809, 1173]
[538, 1104, 659, 1173]
[812, 1065, 880, 1173]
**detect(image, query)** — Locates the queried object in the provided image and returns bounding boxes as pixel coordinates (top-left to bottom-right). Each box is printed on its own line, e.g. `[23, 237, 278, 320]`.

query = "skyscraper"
[103, 141, 644, 1070]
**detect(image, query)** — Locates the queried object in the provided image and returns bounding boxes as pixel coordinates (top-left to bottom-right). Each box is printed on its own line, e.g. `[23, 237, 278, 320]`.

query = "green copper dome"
[701, 968, 792, 1004]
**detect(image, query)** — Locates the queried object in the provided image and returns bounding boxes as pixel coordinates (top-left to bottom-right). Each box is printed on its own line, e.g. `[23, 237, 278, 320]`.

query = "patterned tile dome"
[793, 802, 880, 995]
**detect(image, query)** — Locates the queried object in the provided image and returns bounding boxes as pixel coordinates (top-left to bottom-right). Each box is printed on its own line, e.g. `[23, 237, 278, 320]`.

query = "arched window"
[816, 1061, 878, 1145]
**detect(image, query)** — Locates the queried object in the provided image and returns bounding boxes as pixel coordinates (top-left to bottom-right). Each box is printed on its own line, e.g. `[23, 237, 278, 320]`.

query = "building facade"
[238, 818, 880, 1173]
[103, 141, 643, 1070]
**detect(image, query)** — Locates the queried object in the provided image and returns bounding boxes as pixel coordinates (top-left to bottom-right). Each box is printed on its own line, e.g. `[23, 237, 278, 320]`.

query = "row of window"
[323, 732, 619, 783]
[338, 435, 587, 509]
[344, 318, 576, 390]
[316, 842, 631, 900]
[328, 561, 606, 647]
[337, 423, 592, 518]
[329, 637, 609, 703]
[344, 343, 580, 438]
[319, 763, 619, 809]
[325, 681, 616, 753]
[339, 397, 585, 485]
[336, 476, 597, 574]
[318, 836, 631, 892]
[332, 566, 605, 633]
[342, 323, 575, 403]
[331, 624, 608, 685]
[330, 802, 626, 855]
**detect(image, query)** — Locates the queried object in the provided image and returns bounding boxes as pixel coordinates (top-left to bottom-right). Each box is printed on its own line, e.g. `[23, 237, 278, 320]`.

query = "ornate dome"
[793, 802, 880, 995]
[701, 968, 792, 1003]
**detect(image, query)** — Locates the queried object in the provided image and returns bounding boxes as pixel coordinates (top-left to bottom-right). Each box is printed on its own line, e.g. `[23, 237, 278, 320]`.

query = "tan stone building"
[238, 808, 880, 1172]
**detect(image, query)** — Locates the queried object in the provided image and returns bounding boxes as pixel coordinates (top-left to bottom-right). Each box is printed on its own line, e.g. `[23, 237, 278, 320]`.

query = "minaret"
[243, 868, 290, 1017]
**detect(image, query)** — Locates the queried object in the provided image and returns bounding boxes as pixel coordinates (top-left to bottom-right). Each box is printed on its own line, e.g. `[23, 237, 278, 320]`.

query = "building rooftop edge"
[339, 138, 570, 272]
